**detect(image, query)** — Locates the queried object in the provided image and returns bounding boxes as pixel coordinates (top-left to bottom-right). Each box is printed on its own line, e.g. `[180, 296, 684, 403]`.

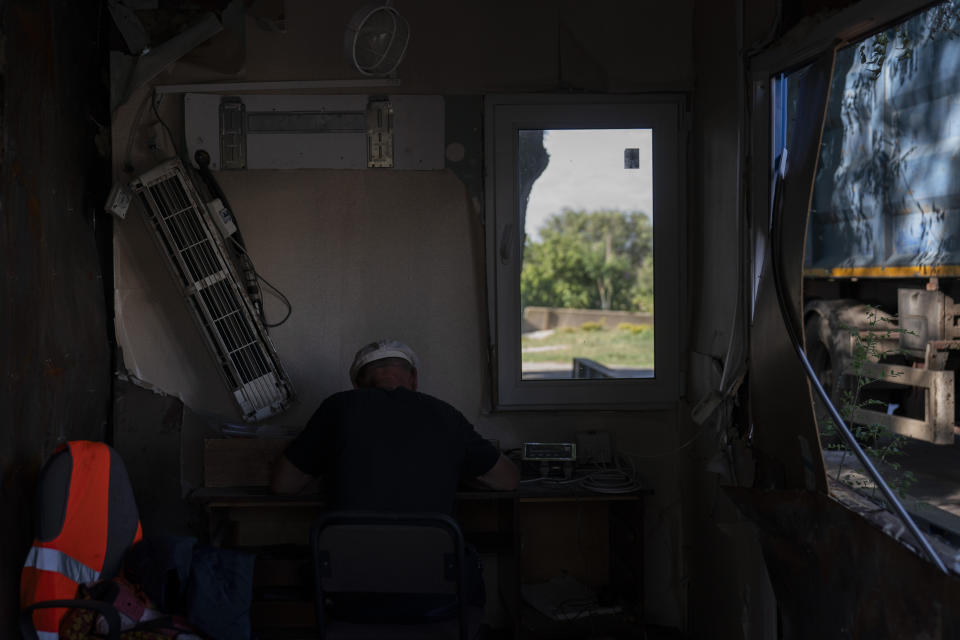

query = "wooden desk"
[457, 484, 648, 638]
[191, 484, 649, 638]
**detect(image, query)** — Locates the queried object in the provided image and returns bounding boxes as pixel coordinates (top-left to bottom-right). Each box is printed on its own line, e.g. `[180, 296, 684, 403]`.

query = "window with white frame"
[485, 96, 684, 409]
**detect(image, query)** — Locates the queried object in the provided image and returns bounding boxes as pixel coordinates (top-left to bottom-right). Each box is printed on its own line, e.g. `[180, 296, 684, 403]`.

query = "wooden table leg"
[609, 498, 644, 625]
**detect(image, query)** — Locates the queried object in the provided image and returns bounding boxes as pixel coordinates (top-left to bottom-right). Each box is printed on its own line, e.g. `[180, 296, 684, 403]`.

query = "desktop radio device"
[521, 442, 576, 479]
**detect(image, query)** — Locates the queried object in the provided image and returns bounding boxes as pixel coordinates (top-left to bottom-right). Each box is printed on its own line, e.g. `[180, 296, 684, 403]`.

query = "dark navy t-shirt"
[283, 388, 499, 517]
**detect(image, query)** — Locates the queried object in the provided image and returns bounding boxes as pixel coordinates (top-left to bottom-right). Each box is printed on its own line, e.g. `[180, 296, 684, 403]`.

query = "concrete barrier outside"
[522, 306, 653, 332]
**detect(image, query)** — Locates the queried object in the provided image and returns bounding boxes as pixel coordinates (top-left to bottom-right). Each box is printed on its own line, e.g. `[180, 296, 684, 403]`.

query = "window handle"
[500, 223, 514, 264]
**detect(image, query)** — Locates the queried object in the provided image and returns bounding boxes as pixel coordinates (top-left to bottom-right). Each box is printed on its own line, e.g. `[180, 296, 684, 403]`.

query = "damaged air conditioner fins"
[129, 157, 294, 422]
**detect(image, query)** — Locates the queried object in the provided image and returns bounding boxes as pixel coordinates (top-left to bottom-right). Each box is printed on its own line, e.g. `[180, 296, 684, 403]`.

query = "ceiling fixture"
[345, 2, 410, 77]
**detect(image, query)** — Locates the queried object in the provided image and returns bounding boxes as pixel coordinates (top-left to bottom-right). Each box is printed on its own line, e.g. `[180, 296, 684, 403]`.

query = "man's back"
[282, 387, 499, 516]
[271, 339, 519, 623]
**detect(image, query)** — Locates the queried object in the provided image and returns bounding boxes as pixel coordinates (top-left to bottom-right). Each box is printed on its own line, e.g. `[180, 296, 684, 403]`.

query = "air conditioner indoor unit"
[129, 157, 294, 422]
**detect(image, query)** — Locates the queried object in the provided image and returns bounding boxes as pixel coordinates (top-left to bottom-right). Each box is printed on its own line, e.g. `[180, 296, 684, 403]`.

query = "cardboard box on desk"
[203, 437, 292, 487]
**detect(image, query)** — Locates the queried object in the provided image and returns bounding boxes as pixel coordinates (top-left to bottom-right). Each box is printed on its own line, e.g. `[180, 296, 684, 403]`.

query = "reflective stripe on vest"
[24, 546, 99, 586]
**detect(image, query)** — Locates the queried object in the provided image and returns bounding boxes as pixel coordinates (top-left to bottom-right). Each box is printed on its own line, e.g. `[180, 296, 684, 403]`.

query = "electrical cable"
[581, 476, 639, 492]
[520, 454, 644, 494]
[151, 92, 180, 158]
[122, 90, 153, 173]
[241, 251, 267, 324]
[580, 463, 644, 494]
[229, 236, 293, 327]
[520, 474, 589, 486]
[768, 147, 948, 574]
[255, 270, 293, 328]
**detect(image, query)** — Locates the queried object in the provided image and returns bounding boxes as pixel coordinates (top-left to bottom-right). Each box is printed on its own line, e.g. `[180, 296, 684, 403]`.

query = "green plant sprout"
[817, 307, 919, 500]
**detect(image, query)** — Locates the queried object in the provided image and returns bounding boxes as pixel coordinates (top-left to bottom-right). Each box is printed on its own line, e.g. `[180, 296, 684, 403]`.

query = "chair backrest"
[21, 440, 143, 638]
[311, 511, 469, 638]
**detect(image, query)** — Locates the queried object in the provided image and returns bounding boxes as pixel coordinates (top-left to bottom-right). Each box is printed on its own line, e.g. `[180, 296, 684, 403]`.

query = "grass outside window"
[521, 325, 654, 368]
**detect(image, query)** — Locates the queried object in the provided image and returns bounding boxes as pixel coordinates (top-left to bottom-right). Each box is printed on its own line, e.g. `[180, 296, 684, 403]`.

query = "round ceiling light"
[345, 3, 410, 77]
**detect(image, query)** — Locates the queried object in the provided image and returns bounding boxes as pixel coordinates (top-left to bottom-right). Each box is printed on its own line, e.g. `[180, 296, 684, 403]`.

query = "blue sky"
[525, 129, 653, 240]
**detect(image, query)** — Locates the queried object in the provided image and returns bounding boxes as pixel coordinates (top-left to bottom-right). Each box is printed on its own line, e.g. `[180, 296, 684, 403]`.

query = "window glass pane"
[808, 3, 960, 274]
[518, 128, 654, 380]
[797, 4, 960, 518]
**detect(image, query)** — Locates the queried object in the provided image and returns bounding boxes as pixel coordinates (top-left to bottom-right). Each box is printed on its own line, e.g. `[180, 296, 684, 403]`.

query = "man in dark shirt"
[271, 339, 519, 620]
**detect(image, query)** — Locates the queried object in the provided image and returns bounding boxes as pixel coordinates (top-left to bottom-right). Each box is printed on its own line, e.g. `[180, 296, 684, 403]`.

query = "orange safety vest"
[20, 441, 143, 639]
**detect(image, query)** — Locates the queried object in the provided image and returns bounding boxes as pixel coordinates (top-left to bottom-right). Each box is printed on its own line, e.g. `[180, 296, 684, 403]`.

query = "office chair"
[311, 511, 484, 640]
[20, 441, 141, 640]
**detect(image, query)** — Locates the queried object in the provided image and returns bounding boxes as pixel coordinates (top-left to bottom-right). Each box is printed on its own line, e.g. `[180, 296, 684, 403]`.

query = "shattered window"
[808, 1, 960, 277]
[796, 1, 960, 549]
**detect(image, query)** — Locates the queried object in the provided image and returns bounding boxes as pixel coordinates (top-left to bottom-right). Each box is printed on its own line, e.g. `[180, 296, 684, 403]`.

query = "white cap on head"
[349, 339, 419, 385]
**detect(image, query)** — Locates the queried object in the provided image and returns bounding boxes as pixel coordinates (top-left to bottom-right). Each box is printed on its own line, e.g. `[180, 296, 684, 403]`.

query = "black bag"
[124, 537, 255, 640]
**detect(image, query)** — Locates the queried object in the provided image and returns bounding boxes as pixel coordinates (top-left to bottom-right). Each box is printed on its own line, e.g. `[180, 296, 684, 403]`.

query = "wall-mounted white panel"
[183, 93, 445, 170]
[241, 95, 368, 112]
[246, 132, 366, 169]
